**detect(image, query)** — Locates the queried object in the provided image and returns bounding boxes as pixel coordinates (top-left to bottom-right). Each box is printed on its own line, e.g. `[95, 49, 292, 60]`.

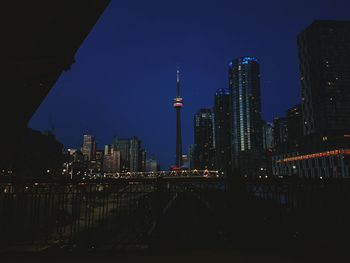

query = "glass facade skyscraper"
[229, 57, 263, 176]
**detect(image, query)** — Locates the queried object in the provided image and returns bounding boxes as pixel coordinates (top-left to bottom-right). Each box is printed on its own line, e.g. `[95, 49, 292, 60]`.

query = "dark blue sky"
[29, 0, 350, 169]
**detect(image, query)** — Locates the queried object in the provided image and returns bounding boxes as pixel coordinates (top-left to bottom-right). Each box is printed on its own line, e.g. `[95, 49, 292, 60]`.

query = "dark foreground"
[1, 178, 350, 262]
[1, 249, 349, 263]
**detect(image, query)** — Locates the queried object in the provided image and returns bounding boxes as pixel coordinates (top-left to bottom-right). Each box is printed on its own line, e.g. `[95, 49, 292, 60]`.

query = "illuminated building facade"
[229, 57, 263, 176]
[272, 149, 350, 178]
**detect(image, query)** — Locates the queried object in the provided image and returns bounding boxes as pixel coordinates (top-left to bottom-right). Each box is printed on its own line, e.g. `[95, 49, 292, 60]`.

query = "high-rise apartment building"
[214, 88, 232, 174]
[273, 20, 350, 178]
[194, 109, 215, 170]
[298, 20, 350, 136]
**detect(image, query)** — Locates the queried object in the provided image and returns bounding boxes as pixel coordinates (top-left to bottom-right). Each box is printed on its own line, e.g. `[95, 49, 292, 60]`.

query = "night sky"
[29, 0, 350, 169]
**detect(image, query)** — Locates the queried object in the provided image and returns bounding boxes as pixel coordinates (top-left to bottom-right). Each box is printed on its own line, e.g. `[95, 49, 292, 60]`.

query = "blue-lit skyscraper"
[229, 57, 263, 176]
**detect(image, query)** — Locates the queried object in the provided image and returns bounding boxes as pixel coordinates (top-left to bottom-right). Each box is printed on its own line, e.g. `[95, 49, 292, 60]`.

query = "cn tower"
[173, 67, 183, 169]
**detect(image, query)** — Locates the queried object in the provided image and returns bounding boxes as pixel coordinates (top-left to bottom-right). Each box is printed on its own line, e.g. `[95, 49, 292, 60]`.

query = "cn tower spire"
[173, 67, 183, 169]
[176, 67, 180, 97]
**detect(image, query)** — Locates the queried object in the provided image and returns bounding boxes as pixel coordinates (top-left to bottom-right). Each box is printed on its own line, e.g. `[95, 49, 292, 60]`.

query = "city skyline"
[3, 1, 350, 256]
[28, 0, 350, 168]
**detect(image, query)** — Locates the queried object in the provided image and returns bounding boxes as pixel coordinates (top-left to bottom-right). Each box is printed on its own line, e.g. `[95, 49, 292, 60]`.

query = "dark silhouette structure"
[298, 20, 350, 137]
[1, 0, 111, 174]
[194, 109, 215, 170]
[173, 68, 184, 168]
[214, 89, 232, 175]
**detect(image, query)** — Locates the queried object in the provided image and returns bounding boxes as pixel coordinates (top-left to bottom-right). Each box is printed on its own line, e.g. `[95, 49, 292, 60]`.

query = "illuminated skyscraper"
[229, 57, 263, 176]
[173, 68, 183, 169]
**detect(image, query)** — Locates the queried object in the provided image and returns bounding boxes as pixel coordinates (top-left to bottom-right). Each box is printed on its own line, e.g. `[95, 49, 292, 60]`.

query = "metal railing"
[1, 176, 350, 251]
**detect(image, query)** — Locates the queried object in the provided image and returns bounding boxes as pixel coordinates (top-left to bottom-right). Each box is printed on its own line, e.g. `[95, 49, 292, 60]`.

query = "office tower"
[214, 88, 232, 174]
[103, 145, 120, 173]
[113, 138, 130, 172]
[229, 57, 263, 176]
[81, 134, 96, 161]
[194, 109, 215, 169]
[173, 68, 184, 169]
[262, 121, 274, 150]
[286, 104, 303, 150]
[298, 20, 350, 136]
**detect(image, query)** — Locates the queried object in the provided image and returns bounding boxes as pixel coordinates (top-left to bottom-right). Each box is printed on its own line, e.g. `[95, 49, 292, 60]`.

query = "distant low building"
[273, 117, 288, 153]
[262, 121, 274, 151]
[146, 157, 158, 172]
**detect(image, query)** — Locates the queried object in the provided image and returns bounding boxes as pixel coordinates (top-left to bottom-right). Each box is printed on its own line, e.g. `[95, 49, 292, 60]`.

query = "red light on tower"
[173, 97, 183, 108]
